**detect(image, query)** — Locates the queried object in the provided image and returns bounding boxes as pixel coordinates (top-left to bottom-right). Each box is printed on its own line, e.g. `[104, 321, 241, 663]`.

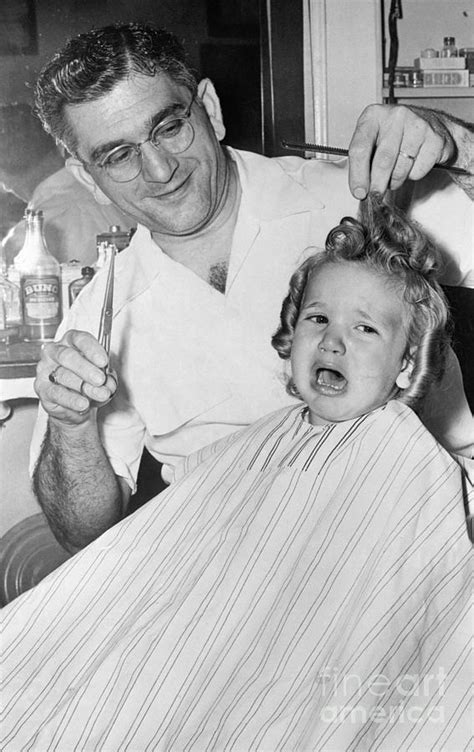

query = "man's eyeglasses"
[90, 94, 196, 183]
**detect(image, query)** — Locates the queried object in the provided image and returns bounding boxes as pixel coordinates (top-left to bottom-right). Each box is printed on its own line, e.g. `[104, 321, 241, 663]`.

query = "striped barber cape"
[1, 401, 472, 751]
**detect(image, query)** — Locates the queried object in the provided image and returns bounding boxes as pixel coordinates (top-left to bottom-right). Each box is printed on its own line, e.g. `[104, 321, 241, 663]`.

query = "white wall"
[304, 0, 383, 147]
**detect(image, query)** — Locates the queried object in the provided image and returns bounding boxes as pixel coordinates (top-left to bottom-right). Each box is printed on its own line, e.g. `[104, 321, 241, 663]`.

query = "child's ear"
[396, 349, 416, 390]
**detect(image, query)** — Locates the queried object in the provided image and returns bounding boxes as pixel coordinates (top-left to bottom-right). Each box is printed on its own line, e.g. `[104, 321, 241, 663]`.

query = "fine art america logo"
[318, 667, 446, 725]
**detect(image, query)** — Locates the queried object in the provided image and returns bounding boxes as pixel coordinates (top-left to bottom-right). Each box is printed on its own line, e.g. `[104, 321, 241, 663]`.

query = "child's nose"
[319, 328, 346, 354]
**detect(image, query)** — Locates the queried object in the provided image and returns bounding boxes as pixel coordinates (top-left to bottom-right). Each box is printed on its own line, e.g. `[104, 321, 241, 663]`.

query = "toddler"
[272, 190, 450, 425]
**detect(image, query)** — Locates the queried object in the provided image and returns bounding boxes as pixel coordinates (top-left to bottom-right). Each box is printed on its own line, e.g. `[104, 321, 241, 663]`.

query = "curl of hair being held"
[272, 192, 451, 414]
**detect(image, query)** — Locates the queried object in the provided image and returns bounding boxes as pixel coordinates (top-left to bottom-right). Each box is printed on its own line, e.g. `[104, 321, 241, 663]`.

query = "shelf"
[382, 87, 473, 99]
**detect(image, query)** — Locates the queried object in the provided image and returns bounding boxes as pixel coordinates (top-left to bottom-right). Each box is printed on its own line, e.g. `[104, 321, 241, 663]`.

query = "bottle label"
[21, 275, 61, 324]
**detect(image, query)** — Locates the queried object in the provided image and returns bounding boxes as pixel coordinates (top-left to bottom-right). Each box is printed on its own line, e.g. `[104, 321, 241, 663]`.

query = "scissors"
[280, 140, 472, 176]
[97, 244, 116, 372]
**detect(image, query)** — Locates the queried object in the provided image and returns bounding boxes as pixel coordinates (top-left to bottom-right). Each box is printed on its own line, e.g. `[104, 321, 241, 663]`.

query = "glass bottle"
[60, 259, 82, 314]
[96, 225, 131, 253]
[20, 210, 62, 341]
[95, 240, 116, 270]
[12, 208, 34, 276]
[440, 37, 458, 57]
[0, 246, 22, 344]
[69, 266, 95, 306]
[7, 208, 33, 288]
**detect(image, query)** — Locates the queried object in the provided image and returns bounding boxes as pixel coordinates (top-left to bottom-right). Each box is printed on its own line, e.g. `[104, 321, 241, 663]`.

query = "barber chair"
[0, 513, 71, 607]
[0, 449, 165, 606]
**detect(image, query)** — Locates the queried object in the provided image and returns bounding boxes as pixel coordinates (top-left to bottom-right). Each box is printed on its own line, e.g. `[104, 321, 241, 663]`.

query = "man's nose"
[319, 327, 346, 354]
[140, 143, 179, 183]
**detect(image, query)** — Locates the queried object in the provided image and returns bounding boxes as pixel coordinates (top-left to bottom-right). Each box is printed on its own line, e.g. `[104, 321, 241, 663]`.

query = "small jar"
[440, 37, 458, 57]
[420, 48, 438, 59]
[459, 47, 474, 72]
[69, 266, 95, 306]
[393, 71, 407, 87]
[409, 70, 423, 88]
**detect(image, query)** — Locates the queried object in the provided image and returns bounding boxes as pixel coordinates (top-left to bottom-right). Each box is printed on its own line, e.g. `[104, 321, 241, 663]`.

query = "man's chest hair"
[208, 261, 228, 293]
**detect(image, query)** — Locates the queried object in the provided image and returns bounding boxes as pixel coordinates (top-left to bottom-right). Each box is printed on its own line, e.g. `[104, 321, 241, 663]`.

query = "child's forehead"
[304, 261, 408, 317]
[306, 260, 387, 290]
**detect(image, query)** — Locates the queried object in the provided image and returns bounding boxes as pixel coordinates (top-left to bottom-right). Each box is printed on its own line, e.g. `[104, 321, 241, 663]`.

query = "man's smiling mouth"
[149, 174, 191, 199]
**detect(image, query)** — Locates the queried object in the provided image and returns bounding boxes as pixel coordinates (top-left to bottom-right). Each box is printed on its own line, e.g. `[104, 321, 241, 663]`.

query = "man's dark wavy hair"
[271, 192, 451, 413]
[34, 23, 198, 156]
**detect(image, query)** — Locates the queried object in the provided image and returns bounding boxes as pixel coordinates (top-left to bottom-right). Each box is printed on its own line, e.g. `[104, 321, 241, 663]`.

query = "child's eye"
[357, 324, 378, 334]
[307, 314, 327, 324]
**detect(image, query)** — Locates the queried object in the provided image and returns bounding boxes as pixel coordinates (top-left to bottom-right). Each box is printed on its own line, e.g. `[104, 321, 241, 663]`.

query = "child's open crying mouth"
[314, 367, 347, 393]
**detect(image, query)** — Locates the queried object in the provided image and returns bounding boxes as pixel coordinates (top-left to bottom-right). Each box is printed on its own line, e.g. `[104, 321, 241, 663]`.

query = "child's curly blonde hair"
[271, 192, 451, 412]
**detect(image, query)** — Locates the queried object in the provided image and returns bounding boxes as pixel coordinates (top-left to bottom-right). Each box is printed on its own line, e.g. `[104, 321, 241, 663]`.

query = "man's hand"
[348, 103, 457, 199]
[35, 329, 117, 425]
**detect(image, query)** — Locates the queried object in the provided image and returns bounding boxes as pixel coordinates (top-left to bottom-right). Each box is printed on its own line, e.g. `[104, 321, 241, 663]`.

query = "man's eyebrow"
[149, 101, 189, 130]
[90, 140, 128, 164]
[89, 101, 189, 163]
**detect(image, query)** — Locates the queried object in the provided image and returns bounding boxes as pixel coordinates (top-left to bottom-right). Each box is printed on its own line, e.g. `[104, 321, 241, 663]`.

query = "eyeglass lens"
[103, 117, 194, 183]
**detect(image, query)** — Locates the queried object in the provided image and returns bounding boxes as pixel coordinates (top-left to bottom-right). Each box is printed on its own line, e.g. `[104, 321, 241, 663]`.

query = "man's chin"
[147, 205, 217, 238]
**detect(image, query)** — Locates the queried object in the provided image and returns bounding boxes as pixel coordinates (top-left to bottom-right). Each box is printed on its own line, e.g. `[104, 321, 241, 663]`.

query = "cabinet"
[382, 87, 473, 122]
[381, 0, 473, 120]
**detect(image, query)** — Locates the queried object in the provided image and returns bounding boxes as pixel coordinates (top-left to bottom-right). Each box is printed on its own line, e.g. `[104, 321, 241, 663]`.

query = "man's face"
[290, 261, 413, 425]
[65, 72, 228, 236]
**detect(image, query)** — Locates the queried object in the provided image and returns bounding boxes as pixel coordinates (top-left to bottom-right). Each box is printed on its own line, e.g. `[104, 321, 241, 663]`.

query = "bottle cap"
[420, 48, 438, 58]
[443, 37, 456, 45]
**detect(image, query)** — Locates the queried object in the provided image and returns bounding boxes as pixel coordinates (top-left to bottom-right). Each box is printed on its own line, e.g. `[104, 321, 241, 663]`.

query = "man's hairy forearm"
[447, 119, 474, 200]
[408, 106, 474, 199]
[33, 417, 126, 553]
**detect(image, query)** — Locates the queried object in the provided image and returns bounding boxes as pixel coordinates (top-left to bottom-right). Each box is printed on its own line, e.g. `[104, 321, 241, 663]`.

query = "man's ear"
[396, 349, 416, 390]
[197, 78, 226, 142]
[65, 157, 113, 205]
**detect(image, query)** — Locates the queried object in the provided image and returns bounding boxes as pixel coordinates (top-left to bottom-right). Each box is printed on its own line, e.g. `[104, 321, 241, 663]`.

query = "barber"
[31, 23, 473, 552]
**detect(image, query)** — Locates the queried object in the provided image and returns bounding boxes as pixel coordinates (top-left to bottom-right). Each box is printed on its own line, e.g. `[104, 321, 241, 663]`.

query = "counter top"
[0, 341, 42, 380]
[0, 341, 41, 414]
